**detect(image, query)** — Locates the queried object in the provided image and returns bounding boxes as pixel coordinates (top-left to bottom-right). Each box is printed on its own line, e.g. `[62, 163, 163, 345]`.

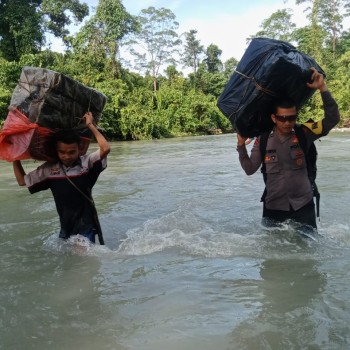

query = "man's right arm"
[13, 160, 26, 186]
[236, 135, 262, 175]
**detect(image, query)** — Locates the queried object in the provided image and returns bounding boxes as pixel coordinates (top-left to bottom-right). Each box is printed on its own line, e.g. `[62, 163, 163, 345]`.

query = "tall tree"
[295, 0, 325, 63]
[181, 29, 204, 74]
[253, 9, 296, 42]
[0, 0, 43, 61]
[0, 0, 89, 61]
[129, 7, 182, 93]
[204, 44, 223, 73]
[223, 57, 239, 80]
[74, 0, 139, 79]
[41, 0, 89, 39]
[318, 0, 350, 57]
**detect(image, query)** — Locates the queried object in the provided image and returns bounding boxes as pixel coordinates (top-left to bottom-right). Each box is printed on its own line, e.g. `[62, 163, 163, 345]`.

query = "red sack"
[0, 109, 52, 161]
[0, 109, 90, 162]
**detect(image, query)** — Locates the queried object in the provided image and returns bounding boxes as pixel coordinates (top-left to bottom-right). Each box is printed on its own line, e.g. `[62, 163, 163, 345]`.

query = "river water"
[1, 132, 350, 350]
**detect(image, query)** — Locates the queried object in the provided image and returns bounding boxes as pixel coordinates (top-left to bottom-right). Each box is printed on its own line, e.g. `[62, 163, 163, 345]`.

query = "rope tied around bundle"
[235, 70, 278, 97]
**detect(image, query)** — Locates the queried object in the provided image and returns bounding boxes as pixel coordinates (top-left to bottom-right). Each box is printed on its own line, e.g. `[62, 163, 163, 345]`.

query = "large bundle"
[217, 38, 325, 137]
[0, 66, 107, 162]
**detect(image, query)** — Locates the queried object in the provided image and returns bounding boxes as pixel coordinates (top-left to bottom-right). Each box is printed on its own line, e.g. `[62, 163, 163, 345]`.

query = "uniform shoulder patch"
[303, 120, 323, 135]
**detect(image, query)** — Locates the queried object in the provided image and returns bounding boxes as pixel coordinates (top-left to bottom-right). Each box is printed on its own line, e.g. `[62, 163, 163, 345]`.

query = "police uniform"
[237, 91, 340, 229]
[24, 149, 107, 242]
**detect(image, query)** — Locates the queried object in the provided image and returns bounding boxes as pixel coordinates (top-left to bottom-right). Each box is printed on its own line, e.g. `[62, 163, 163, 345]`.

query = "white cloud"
[45, 0, 310, 71]
[179, 2, 309, 62]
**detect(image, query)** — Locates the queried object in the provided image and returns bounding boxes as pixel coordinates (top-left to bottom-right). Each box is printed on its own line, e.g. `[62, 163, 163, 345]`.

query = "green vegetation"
[1, 0, 350, 138]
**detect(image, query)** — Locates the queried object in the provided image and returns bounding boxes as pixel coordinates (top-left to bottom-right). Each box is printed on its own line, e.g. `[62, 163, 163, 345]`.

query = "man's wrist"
[319, 83, 328, 92]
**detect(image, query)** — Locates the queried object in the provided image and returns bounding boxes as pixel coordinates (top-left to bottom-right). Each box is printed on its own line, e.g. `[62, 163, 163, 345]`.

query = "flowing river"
[1, 131, 350, 350]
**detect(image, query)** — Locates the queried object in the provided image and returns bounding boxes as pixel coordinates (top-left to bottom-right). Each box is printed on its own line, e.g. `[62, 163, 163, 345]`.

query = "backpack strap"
[259, 131, 271, 202]
[294, 125, 320, 218]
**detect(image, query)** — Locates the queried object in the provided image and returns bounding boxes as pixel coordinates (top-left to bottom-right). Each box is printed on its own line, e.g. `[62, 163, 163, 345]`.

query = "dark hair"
[54, 129, 81, 145]
[272, 97, 297, 114]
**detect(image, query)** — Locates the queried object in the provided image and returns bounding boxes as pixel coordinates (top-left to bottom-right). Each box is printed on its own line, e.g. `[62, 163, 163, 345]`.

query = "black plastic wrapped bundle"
[217, 38, 325, 137]
[7, 66, 107, 161]
[10, 66, 107, 129]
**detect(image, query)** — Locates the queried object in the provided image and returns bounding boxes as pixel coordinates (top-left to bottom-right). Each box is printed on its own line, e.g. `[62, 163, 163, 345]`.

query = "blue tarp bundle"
[217, 38, 324, 137]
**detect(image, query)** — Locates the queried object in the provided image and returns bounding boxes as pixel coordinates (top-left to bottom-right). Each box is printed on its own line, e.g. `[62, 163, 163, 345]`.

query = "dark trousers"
[262, 200, 317, 230]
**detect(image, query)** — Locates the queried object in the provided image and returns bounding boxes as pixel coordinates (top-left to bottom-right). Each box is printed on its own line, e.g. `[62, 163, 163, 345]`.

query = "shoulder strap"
[294, 125, 308, 156]
[259, 131, 270, 182]
[294, 124, 318, 182]
[259, 131, 271, 202]
[294, 125, 320, 218]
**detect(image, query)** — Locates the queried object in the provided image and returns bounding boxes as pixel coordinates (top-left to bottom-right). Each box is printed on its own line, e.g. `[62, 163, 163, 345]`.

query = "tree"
[204, 44, 223, 73]
[0, 0, 89, 61]
[181, 29, 204, 74]
[94, 0, 139, 78]
[223, 57, 239, 80]
[327, 51, 350, 124]
[318, 0, 350, 57]
[164, 65, 182, 82]
[129, 7, 182, 93]
[337, 30, 350, 55]
[253, 9, 296, 42]
[295, 0, 326, 63]
[41, 0, 89, 39]
[0, 0, 43, 61]
[69, 0, 138, 80]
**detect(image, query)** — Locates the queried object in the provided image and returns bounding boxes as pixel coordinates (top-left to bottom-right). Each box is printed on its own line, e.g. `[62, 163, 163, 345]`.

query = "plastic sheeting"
[10, 66, 107, 129]
[217, 38, 325, 137]
[0, 109, 39, 161]
[0, 109, 90, 162]
[0, 67, 105, 162]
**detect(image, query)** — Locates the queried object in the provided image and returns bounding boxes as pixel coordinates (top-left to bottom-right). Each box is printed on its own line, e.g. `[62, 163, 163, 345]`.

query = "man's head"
[54, 130, 81, 167]
[271, 98, 298, 136]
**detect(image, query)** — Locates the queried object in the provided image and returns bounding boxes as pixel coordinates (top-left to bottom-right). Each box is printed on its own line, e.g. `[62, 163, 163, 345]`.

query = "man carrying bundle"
[13, 112, 110, 244]
[236, 68, 340, 232]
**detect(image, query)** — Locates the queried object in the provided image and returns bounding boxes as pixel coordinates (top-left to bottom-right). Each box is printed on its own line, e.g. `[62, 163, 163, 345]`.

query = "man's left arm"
[304, 67, 340, 138]
[83, 112, 111, 159]
[319, 90, 340, 135]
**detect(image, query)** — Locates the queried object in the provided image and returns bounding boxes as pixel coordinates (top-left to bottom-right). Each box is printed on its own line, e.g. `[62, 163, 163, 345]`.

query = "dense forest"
[1, 0, 350, 140]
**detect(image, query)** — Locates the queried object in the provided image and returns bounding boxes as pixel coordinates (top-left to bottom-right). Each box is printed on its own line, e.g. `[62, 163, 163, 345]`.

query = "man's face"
[271, 106, 297, 136]
[57, 142, 80, 167]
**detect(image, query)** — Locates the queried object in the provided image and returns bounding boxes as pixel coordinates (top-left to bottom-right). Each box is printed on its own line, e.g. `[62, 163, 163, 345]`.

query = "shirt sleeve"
[24, 162, 51, 193]
[236, 137, 262, 175]
[86, 149, 107, 170]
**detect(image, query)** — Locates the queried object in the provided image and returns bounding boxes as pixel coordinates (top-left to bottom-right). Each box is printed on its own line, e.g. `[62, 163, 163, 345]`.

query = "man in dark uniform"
[13, 112, 110, 243]
[236, 67, 340, 231]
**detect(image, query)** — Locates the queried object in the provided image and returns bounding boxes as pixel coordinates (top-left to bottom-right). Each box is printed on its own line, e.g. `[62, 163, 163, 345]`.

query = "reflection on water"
[230, 258, 326, 349]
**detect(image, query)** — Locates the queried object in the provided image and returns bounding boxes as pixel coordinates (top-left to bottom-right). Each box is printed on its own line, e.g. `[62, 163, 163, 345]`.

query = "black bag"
[217, 38, 325, 137]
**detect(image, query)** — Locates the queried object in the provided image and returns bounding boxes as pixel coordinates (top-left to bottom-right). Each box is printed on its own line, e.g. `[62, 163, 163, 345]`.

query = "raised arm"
[305, 67, 340, 137]
[83, 112, 111, 159]
[236, 134, 262, 175]
[13, 160, 26, 186]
